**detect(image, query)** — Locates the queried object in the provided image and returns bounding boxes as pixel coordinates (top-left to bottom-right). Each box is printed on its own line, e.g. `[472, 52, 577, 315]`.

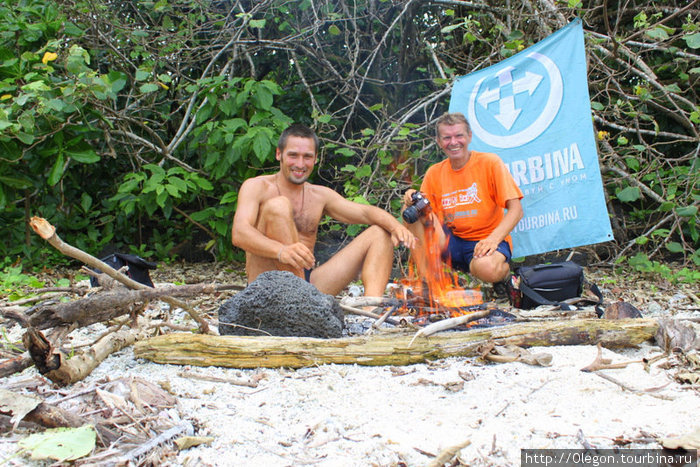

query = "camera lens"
[402, 206, 420, 224]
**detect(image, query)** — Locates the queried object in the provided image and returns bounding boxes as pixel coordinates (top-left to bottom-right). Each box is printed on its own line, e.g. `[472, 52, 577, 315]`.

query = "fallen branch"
[24, 318, 152, 386]
[580, 343, 642, 372]
[134, 318, 660, 369]
[12, 284, 215, 331]
[177, 370, 258, 388]
[409, 309, 492, 346]
[112, 421, 193, 465]
[426, 438, 471, 467]
[0, 353, 33, 378]
[593, 372, 674, 401]
[29, 216, 211, 334]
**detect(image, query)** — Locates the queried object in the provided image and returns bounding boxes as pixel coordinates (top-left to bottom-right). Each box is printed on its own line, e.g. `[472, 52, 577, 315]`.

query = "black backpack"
[89, 253, 157, 288]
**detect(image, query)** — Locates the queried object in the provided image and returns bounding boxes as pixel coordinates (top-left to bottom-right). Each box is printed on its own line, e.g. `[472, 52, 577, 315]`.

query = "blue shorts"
[441, 227, 512, 273]
[304, 268, 312, 282]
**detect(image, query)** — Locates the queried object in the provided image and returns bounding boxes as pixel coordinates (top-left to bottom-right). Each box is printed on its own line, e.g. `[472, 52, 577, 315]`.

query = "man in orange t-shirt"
[402, 112, 523, 286]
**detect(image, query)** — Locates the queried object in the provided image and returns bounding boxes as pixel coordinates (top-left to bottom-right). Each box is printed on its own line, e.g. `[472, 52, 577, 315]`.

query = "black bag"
[512, 261, 584, 310]
[89, 253, 157, 288]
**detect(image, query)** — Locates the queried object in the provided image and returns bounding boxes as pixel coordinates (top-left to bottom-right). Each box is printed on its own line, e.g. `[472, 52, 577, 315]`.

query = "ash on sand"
[218, 270, 344, 338]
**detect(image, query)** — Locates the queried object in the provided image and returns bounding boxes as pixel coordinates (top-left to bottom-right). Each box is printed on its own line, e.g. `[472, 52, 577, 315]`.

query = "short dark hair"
[278, 123, 319, 153]
[436, 112, 471, 137]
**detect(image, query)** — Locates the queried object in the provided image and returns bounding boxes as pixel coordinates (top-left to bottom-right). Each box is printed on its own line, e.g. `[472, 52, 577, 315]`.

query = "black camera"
[402, 191, 431, 224]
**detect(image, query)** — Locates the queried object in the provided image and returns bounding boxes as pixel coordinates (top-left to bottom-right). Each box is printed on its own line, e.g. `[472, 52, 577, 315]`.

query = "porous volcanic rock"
[218, 270, 344, 338]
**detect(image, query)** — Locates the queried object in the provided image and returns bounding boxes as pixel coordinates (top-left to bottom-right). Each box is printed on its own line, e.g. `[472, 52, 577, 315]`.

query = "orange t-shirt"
[420, 151, 523, 249]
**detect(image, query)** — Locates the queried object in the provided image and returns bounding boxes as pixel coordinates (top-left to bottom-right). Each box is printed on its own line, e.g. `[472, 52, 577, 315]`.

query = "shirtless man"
[232, 123, 416, 297]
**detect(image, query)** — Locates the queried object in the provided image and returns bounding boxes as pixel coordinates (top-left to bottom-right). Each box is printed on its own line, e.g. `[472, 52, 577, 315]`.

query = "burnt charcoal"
[470, 309, 517, 328]
[603, 301, 643, 319]
[218, 270, 344, 338]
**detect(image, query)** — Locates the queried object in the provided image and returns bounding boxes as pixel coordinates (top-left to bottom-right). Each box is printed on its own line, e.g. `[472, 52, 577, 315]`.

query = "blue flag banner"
[449, 19, 613, 258]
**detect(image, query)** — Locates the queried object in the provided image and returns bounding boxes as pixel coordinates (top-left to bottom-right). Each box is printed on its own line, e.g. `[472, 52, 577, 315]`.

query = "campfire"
[390, 225, 485, 325]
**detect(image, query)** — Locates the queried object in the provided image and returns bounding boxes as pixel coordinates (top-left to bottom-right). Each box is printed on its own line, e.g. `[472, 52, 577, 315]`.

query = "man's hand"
[402, 189, 417, 208]
[277, 242, 315, 270]
[473, 237, 500, 258]
[390, 224, 417, 249]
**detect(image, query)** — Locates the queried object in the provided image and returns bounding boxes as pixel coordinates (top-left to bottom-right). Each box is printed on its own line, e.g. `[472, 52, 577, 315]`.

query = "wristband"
[277, 247, 284, 262]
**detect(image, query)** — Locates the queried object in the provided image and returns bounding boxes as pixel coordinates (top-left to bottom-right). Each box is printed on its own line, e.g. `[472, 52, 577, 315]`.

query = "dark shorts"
[304, 268, 312, 282]
[441, 227, 512, 273]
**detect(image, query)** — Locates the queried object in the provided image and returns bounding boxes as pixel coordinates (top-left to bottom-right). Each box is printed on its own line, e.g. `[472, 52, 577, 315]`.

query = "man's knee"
[364, 224, 392, 246]
[260, 196, 294, 220]
[470, 256, 509, 283]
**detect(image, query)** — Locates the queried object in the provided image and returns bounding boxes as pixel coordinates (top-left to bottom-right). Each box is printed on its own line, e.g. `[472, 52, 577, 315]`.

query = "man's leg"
[469, 253, 510, 283]
[309, 225, 393, 297]
[245, 196, 301, 283]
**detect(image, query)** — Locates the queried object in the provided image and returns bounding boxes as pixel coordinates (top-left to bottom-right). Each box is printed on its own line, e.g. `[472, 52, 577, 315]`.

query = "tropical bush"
[0, 0, 696, 275]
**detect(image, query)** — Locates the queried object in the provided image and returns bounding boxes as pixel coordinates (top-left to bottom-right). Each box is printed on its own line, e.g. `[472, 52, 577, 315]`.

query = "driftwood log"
[134, 318, 659, 369]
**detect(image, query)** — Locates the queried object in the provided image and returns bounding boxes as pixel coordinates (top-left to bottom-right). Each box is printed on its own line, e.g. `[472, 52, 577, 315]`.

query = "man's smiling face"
[276, 135, 316, 185]
[437, 122, 472, 170]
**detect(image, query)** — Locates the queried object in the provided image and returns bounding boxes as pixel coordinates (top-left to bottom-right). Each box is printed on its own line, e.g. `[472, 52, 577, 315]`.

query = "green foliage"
[626, 252, 700, 284]
[0, 0, 696, 270]
[1, 264, 44, 301]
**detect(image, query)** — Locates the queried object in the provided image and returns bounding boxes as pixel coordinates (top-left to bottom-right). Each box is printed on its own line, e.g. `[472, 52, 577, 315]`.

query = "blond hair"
[435, 112, 471, 137]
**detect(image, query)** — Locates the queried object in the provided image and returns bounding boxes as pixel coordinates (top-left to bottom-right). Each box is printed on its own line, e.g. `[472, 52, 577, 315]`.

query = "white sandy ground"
[1, 268, 698, 466]
[1, 329, 698, 466]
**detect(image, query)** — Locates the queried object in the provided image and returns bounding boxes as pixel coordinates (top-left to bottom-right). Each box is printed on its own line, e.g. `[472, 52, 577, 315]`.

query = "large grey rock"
[218, 270, 344, 338]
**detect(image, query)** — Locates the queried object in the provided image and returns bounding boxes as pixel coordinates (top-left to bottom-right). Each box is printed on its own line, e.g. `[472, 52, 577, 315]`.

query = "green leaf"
[48, 154, 65, 186]
[355, 165, 372, 179]
[624, 157, 640, 172]
[684, 32, 700, 49]
[659, 201, 675, 212]
[666, 242, 683, 253]
[616, 186, 641, 202]
[335, 148, 355, 157]
[0, 175, 32, 189]
[80, 193, 92, 212]
[135, 70, 151, 81]
[139, 83, 160, 94]
[18, 425, 96, 461]
[164, 183, 180, 197]
[66, 149, 100, 164]
[63, 22, 84, 36]
[220, 191, 238, 204]
[328, 25, 341, 35]
[635, 236, 648, 245]
[156, 189, 168, 208]
[646, 27, 669, 41]
[675, 206, 698, 217]
[249, 19, 266, 29]
[252, 131, 272, 164]
[17, 132, 34, 145]
[192, 176, 213, 191]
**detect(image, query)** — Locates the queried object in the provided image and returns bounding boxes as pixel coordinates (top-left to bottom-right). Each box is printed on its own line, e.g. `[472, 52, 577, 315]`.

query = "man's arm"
[231, 178, 278, 257]
[231, 178, 315, 270]
[323, 188, 416, 249]
[473, 197, 523, 258]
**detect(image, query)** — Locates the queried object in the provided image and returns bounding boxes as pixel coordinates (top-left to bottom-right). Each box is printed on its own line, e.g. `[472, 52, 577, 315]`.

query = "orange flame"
[395, 224, 482, 317]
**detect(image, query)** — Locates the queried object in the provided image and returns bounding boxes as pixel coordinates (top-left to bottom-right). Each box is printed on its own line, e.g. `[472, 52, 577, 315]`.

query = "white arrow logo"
[468, 52, 563, 149]
[480, 67, 544, 131]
